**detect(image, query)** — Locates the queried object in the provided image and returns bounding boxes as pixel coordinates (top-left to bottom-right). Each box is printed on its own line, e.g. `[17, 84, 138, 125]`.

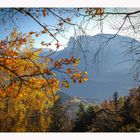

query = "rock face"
[41, 34, 140, 101]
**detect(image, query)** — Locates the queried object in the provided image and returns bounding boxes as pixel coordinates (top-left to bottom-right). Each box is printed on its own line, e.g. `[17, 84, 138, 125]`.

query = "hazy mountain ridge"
[40, 34, 140, 101]
[59, 92, 96, 118]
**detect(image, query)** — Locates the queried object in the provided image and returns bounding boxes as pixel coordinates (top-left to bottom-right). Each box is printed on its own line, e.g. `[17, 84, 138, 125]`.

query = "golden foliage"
[0, 29, 88, 131]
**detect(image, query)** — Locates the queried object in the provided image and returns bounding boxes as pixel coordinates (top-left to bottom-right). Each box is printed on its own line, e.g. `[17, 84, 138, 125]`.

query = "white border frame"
[0, 0, 140, 7]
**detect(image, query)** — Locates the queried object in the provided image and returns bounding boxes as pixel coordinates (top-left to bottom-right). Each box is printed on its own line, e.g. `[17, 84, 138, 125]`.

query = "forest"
[0, 8, 140, 132]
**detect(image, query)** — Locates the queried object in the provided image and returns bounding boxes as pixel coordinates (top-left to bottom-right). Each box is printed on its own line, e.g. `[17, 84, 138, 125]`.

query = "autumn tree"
[121, 87, 140, 131]
[0, 8, 90, 131]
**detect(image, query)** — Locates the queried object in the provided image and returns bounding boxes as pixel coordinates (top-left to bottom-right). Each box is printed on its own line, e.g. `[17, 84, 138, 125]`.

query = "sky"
[0, 8, 139, 51]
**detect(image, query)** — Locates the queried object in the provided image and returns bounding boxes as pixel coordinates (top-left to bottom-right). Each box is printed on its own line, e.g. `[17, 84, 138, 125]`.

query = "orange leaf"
[66, 68, 71, 74]
[43, 9, 47, 17]
[66, 18, 71, 23]
[29, 31, 35, 35]
[36, 34, 39, 37]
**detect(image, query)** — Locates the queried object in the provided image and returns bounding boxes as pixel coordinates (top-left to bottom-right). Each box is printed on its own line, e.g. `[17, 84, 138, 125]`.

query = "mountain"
[41, 34, 140, 101]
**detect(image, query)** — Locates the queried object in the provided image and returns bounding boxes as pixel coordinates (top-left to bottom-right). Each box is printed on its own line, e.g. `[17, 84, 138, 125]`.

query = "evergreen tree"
[72, 103, 86, 132]
[113, 91, 119, 111]
[85, 105, 96, 131]
[72, 103, 96, 132]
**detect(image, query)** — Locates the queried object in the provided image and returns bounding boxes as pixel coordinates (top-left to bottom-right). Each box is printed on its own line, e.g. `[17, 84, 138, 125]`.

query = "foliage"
[91, 89, 140, 132]
[0, 28, 88, 131]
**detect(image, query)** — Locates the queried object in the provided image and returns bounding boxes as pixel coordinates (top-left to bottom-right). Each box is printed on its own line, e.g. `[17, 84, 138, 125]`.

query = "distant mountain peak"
[39, 34, 139, 101]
